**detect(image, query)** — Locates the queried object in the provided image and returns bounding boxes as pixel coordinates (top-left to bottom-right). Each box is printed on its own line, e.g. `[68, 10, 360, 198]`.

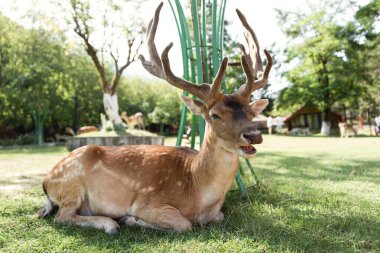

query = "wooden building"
[284, 106, 343, 134]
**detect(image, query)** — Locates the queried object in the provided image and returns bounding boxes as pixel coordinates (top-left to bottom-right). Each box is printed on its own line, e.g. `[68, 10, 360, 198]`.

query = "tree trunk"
[103, 93, 123, 128]
[159, 123, 164, 135]
[367, 108, 372, 136]
[32, 111, 46, 146]
[321, 108, 331, 135]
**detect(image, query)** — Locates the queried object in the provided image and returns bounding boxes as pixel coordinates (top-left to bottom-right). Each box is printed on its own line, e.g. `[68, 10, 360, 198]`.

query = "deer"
[121, 111, 145, 130]
[338, 122, 357, 138]
[38, 2, 272, 234]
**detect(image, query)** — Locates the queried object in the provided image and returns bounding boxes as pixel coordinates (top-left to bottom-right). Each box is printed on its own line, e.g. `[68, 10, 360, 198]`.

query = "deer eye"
[211, 114, 221, 120]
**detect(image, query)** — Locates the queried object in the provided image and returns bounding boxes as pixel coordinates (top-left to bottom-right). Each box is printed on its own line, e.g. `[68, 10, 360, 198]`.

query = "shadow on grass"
[4, 144, 377, 252]
[30, 150, 380, 252]
[0, 173, 45, 190]
[224, 186, 380, 252]
[34, 184, 379, 252]
[0, 145, 67, 155]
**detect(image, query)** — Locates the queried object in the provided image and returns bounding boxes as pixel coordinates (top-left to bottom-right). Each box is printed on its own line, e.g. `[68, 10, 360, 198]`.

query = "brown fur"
[121, 111, 145, 130]
[39, 3, 272, 234]
[40, 94, 268, 233]
[339, 122, 357, 138]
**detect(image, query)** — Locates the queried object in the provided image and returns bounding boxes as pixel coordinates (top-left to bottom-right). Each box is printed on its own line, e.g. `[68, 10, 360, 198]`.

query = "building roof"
[284, 106, 343, 124]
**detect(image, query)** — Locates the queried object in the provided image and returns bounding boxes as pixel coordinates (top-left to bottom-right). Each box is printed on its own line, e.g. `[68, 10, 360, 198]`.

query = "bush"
[14, 133, 36, 145]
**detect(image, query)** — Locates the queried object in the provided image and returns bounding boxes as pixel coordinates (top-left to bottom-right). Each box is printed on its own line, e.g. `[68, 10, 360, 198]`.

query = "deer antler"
[236, 9, 273, 98]
[139, 2, 227, 105]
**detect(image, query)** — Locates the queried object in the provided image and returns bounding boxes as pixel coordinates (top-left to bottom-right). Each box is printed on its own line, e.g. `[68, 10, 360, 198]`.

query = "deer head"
[140, 3, 272, 157]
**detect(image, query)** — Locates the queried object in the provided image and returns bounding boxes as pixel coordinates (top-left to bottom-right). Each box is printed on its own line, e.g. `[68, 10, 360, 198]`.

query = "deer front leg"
[208, 211, 224, 223]
[125, 205, 192, 232]
[55, 207, 120, 234]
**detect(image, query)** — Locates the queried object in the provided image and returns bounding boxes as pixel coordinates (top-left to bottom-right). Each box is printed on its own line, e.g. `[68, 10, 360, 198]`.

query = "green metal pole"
[190, 0, 206, 146]
[168, 0, 190, 147]
[170, 0, 256, 197]
[201, 0, 209, 83]
[211, 0, 220, 77]
[245, 158, 259, 183]
[218, 0, 227, 63]
[218, 0, 227, 92]
[236, 169, 247, 198]
[172, 0, 195, 147]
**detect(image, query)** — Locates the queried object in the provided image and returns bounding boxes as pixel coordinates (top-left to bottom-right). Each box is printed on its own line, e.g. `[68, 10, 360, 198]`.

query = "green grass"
[0, 136, 379, 252]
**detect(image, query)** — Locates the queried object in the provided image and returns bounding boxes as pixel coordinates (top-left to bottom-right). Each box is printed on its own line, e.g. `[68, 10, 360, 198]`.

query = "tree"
[276, 0, 367, 134]
[0, 13, 103, 142]
[118, 77, 182, 131]
[351, 0, 380, 133]
[64, 0, 144, 128]
[148, 107, 170, 135]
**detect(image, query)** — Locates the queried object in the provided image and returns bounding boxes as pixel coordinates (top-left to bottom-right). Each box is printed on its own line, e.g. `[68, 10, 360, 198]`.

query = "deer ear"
[250, 99, 269, 116]
[181, 95, 205, 116]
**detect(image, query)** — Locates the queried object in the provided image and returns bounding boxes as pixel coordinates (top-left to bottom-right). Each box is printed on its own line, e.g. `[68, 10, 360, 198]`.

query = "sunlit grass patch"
[0, 136, 379, 252]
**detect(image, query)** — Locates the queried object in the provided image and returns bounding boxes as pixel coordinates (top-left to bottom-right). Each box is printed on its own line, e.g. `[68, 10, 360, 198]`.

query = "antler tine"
[139, 2, 218, 104]
[139, 2, 165, 79]
[236, 9, 272, 97]
[236, 9, 263, 78]
[210, 57, 228, 97]
[239, 49, 272, 97]
[161, 44, 210, 102]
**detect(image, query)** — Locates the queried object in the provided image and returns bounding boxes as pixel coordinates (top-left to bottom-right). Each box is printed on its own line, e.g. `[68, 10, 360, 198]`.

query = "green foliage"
[0, 12, 182, 138]
[0, 14, 102, 134]
[276, 0, 380, 118]
[118, 78, 182, 127]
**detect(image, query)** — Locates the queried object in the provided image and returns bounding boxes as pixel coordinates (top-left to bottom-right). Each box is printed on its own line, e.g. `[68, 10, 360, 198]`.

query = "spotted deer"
[39, 2, 272, 234]
[338, 122, 357, 138]
[121, 111, 145, 130]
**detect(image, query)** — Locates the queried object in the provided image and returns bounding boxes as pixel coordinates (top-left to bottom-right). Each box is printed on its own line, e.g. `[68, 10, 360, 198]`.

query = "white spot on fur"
[93, 160, 103, 171]
[131, 202, 138, 215]
[177, 181, 182, 186]
[129, 180, 136, 188]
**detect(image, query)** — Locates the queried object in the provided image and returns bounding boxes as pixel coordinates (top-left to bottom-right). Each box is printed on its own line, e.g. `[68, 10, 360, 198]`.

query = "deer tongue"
[241, 145, 256, 154]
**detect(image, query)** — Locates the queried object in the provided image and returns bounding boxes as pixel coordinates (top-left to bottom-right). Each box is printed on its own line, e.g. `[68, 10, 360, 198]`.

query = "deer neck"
[122, 115, 131, 125]
[190, 124, 239, 204]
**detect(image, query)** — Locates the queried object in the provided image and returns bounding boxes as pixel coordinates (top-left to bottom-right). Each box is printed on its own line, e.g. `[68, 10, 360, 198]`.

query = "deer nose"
[241, 130, 263, 144]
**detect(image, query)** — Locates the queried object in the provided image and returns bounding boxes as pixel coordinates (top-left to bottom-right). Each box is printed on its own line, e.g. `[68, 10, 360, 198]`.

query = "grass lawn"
[0, 136, 379, 252]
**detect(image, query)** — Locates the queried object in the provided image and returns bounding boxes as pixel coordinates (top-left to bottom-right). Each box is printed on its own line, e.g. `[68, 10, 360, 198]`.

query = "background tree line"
[0, 13, 181, 144]
[0, 0, 378, 143]
[275, 0, 379, 134]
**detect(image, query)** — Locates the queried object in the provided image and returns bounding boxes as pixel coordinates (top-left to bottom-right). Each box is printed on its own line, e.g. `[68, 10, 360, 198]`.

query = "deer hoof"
[106, 226, 121, 235]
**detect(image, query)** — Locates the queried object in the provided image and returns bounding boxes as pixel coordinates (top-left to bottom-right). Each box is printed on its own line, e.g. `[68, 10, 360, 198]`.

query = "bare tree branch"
[70, 1, 110, 92]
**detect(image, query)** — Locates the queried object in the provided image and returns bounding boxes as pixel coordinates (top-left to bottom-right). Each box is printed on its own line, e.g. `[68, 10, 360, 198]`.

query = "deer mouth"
[240, 144, 256, 154]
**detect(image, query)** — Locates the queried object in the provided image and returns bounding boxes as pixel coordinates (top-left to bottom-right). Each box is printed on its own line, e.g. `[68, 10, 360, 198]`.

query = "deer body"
[39, 3, 272, 234]
[121, 111, 145, 130]
[42, 123, 239, 232]
[338, 122, 357, 138]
